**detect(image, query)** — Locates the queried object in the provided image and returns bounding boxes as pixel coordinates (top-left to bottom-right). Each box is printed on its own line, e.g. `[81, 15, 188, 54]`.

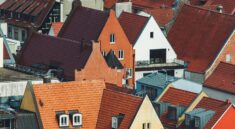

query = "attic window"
[150, 32, 154, 38]
[112, 114, 125, 129]
[118, 50, 124, 60]
[59, 114, 69, 127]
[73, 113, 82, 126]
[110, 33, 115, 44]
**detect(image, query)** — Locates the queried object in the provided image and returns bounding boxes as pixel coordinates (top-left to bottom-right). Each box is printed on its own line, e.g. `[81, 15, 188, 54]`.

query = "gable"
[20, 84, 36, 113]
[130, 96, 164, 129]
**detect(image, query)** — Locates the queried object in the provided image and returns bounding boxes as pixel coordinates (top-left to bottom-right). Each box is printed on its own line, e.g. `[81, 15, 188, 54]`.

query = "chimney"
[226, 98, 232, 104]
[115, 2, 132, 17]
[0, 37, 3, 68]
[217, 5, 223, 13]
[43, 75, 51, 83]
[72, 0, 82, 10]
[92, 40, 101, 52]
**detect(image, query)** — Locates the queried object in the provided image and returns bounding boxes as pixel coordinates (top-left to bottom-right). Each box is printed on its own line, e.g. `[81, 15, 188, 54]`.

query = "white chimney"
[0, 37, 3, 68]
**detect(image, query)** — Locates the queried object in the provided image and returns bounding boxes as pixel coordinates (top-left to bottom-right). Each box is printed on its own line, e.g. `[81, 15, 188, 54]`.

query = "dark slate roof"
[167, 4, 235, 73]
[16, 112, 39, 129]
[17, 32, 92, 80]
[0, 0, 55, 29]
[118, 12, 149, 44]
[58, 6, 109, 42]
[105, 50, 123, 69]
[137, 72, 177, 88]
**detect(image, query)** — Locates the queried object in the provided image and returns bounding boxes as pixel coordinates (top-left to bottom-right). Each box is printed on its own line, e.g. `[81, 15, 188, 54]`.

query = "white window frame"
[59, 114, 69, 127]
[126, 68, 133, 78]
[112, 117, 118, 129]
[73, 113, 82, 126]
[118, 50, 124, 60]
[110, 33, 115, 44]
[226, 54, 231, 62]
[102, 51, 106, 56]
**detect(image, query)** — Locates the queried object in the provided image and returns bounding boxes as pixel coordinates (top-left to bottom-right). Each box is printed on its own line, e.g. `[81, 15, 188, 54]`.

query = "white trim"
[73, 113, 82, 126]
[59, 114, 69, 127]
[206, 30, 235, 75]
[211, 104, 232, 129]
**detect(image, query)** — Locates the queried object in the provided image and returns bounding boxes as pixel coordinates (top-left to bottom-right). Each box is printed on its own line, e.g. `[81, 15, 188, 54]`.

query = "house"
[48, 22, 63, 37]
[167, 4, 235, 83]
[154, 87, 207, 128]
[118, 12, 183, 82]
[18, 32, 125, 86]
[179, 97, 235, 129]
[20, 80, 164, 129]
[0, 0, 63, 42]
[203, 0, 235, 15]
[136, 72, 177, 100]
[58, 5, 135, 86]
[203, 62, 235, 103]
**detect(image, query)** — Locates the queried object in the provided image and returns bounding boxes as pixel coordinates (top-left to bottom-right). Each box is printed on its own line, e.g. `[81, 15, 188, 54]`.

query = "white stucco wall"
[81, 0, 104, 11]
[130, 96, 164, 129]
[174, 69, 184, 78]
[133, 17, 177, 63]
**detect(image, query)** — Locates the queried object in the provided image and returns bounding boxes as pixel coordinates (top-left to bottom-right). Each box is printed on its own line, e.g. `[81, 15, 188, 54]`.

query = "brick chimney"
[0, 37, 3, 68]
[226, 98, 232, 104]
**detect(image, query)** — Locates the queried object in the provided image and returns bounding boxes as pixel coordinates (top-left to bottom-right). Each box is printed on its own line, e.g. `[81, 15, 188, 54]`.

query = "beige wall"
[20, 86, 36, 112]
[130, 96, 164, 129]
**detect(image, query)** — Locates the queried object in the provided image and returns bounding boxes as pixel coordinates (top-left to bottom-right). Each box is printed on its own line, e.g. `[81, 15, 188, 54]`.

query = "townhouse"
[203, 62, 235, 103]
[58, 4, 135, 87]
[168, 4, 235, 83]
[118, 12, 183, 82]
[20, 80, 164, 129]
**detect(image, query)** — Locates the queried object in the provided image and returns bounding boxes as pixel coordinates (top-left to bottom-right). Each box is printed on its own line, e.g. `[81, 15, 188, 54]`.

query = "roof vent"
[112, 113, 125, 129]
[216, 5, 223, 13]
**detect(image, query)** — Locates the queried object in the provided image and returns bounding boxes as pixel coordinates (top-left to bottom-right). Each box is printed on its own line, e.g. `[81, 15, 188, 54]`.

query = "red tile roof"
[58, 6, 109, 42]
[204, 0, 235, 15]
[0, 0, 55, 29]
[204, 62, 235, 94]
[51, 22, 63, 37]
[131, 0, 176, 9]
[32, 80, 142, 129]
[18, 32, 92, 80]
[118, 12, 149, 44]
[190, 0, 209, 6]
[104, 0, 129, 9]
[167, 4, 235, 73]
[159, 87, 199, 128]
[195, 97, 231, 129]
[144, 8, 174, 26]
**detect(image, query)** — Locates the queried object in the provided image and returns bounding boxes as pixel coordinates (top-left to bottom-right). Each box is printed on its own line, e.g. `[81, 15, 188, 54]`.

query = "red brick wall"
[75, 42, 124, 87]
[98, 10, 135, 86]
[206, 32, 235, 79]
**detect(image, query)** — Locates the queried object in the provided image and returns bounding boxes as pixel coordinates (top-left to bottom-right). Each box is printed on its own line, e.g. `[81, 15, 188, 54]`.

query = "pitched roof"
[158, 87, 199, 128]
[104, 0, 129, 9]
[118, 12, 149, 44]
[137, 72, 177, 88]
[190, 0, 208, 6]
[204, 62, 235, 94]
[131, 0, 176, 9]
[144, 8, 174, 26]
[32, 80, 142, 129]
[58, 6, 109, 42]
[96, 89, 142, 129]
[105, 50, 124, 69]
[0, 0, 55, 29]
[194, 97, 231, 129]
[17, 32, 92, 80]
[167, 4, 235, 73]
[50, 22, 63, 37]
[204, 0, 235, 15]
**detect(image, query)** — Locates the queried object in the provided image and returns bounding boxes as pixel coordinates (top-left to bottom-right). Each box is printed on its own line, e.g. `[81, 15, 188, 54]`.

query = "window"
[22, 30, 26, 41]
[195, 117, 200, 127]
[150, 32, 154, 38]
[226, 54, 231, 62]
[59, 114, 69, 127]
[14, 28, 19, 40]
[8, 26, 12, 38]
[110, 33, 115, 43]
[147, 123, 151, 129]
[112, 117, 118, 129]
[126, 68, 133, 78]
[142, 123, 146, 129]
[102, 51, 106, 56]
[73, 113, 82, 126]
[118, 50, 124, 60]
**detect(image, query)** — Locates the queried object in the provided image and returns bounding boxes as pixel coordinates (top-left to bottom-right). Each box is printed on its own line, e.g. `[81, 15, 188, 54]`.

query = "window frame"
[147, 123, 151, 129]
[118, 50, 124, 60]
[126, 68, 133, 78]
[73, 113, 82, 126]
[110, 33, 115, 44]
[59, 114, 69, 127]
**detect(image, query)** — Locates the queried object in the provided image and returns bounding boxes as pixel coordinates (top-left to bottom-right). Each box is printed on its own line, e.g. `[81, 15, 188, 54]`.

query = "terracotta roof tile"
[59, 6, 109, 42]
[131, 0, 176, 9]
[159, 87, 199, 128]
[118, 12, 149, 44]
[32, 80, 142, 129]
[204, 0, 235, 15]
[18, 32, 92, 80]
[190, 0, 209, 6]
[144, 8, 174, 26]
[204, 62, 235, 94]
[167, 4, 235, 73]
[51, 22, 63, 37]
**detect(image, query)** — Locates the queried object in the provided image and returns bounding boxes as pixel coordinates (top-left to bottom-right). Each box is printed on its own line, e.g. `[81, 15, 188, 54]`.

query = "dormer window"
[195, 117, 200, 128]
[110, 33, 115, 44]
[118, 50, 124, 60]
[112, 114, 125, 129]
[59, 114, 69, 127]
[73, 113, 82, 126]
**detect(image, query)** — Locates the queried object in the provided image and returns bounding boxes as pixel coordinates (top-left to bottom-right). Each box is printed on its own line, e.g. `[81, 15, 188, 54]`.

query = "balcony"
[135, 59, 186, 70]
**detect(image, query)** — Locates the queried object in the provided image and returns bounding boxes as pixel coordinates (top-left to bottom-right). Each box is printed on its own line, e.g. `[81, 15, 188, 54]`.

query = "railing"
[135, 59, 186, 68]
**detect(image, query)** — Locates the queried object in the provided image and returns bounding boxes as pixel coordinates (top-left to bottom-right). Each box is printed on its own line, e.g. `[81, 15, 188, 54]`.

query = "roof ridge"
[202, 96, 231, 104]
[184, 4, 235, 18]
[169, 87, 198, 95]
[122, 11, 149, 19]
[219, 61, 235, 67]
